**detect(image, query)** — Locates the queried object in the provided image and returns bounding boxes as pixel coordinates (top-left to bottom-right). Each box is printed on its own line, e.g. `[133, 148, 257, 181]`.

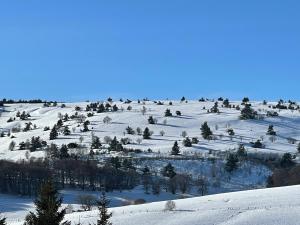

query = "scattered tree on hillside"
[267, 125, 276, 136]
[50, 125, 58, 140]
[201, 122, 213, 140]
[164, 109, 172, 117]
[143, 127, 151, 139]
[240, 104, 257, 120]
[171, 141, 180, 155]
[182, 137, 192, 147]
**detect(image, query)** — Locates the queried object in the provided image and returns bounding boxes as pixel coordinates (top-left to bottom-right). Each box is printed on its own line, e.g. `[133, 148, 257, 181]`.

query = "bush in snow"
[164, 200, 176, 211]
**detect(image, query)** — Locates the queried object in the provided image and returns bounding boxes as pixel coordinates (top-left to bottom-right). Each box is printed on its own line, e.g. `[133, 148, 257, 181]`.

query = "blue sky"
[0, 0, 299, 101]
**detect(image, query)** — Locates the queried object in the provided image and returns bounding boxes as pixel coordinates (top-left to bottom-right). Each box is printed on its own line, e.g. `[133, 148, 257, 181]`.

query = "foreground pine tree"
[97, 192, 112, 225]
[0, 215, 6, 225]
[24, 180, 70, 225]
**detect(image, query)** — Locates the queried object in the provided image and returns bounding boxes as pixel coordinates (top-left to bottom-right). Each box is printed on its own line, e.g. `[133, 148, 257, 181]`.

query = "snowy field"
[0, 100, 299, 160]
[4, 185, 300, 225]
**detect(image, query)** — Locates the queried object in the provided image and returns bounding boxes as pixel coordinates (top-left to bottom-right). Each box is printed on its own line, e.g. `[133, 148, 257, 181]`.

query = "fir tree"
[96, 192, 112, 225]
[83, 121, 89, 132]
[59, 145, 69, 159]
[223, 99, 230, 108]
[50, 125, 58, 140]
[240, 104, 257, 120]
[63, 126, 71, 136]
[267, 125, 276, 135]
[280, 153, 294, 168]
[108, 137, 123, 152]
[143, 127, 151, 139]
[24, 180, 70, 225]
[125, 126, 135, 135]
[200, 122, 213, 139]
[225, 153, 239, 172]
[164, 109, 172, 117]
[182, 137, 192, 147]
[91, 136, 102, 149]
[148, 116, 155, 124]
[162, 163, 176, 178]
[171, 141, 180, 155]
[0, 215, 6, 225]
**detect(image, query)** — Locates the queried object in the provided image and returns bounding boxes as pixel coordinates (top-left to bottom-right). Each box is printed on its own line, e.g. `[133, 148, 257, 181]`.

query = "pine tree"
[91, 136, 102, 149]
[125, 126, 135, 135]
[83, 121, 89, 132]
[96, 192, 112, 225]
[164, 109, 172, 117]
[0, 215, 6, 225]
[143, 127, 151, 139]
[240, 104, 257, 120]
[59, 144, 69, 159]
[50, 125, 58, 140]
[225, 153, 239, 172]
[162, 163, 176, 178]
[182, 137, 192, 147]
[171, 141, 180, 155]
[63, 126, 71, 136]
[148, 116, 155, 124]
[200, 122, 213, 139]
[24, 180, 70, 225]
[267, 125, 276, 135]
[108, 137, 123, 152]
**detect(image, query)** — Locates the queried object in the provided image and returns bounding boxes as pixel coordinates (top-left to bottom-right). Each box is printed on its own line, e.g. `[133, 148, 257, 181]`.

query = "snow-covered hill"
[0, 100, 299, 160]
[6, 185, 300, 225]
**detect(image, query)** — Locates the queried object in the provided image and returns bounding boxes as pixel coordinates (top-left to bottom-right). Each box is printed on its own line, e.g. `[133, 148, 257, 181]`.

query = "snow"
[4, 185, 300, 225]
[1, 100, 299, 159]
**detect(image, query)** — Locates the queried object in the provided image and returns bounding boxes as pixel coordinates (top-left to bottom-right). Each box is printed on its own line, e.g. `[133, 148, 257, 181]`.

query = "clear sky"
[0, 0, 299, 101]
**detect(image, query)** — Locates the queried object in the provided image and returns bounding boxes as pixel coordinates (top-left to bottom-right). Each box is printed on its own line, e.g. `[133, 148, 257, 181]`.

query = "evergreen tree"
[91, 136, 102, 149]
[165, 109, 172, 117]
[252, 140, 263, 148]
[200, 122, 213, 139]
[171, 141, 180, 155]
[108, 137, 123, 152]
[0, 215, 6, 225]
[223, 99, 230, 108]
[97, 104, 105, 113]
[162, 163, 176, 178]
[125, 126, 135, 135]
[225, 153, 239, 172]
[280, 153, 294, 168]
[240, 104, 257, 120]
[182, 137, 192, 147]
[148, 116, 155, 124]
[24, 180, 70, 225]
[56, 119, 63, 128]
[143, 127, 151, 139]
[297, 143, 300, 153]
[237, 144, 247, 159]
[112, 104, 118, 112]
[50, 125, 58, 140]
[210, 102, 219, 113]
[96, 192, 112, 225]
[83, 121, 89, 132]
[63, 126, 71, 136]
[267, 125, 276, 135]
[59, 145, 69, 159]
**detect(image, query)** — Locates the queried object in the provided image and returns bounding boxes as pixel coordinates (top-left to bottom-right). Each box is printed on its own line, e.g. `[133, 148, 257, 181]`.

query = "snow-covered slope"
[6, 185, 300, 225]
[0, 100, 299, 160]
